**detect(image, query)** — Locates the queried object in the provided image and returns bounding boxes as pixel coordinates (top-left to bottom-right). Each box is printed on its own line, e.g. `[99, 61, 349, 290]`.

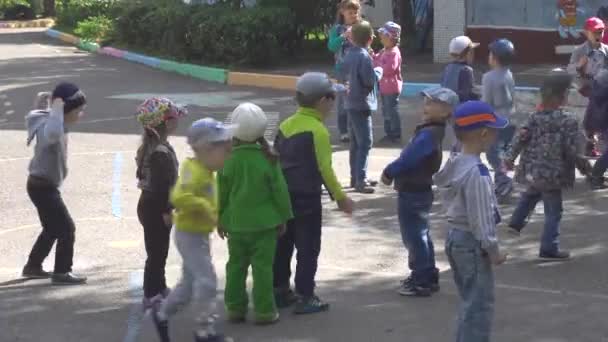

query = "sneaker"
[539, 250, 571, 260]
[274, 288, 298, 309]
[254, 312, 280, 325]
[350, 179, 378, 188]
[399, 276, 413, 287]
[194, 333, 233, 342]
[294, 295, 330, 315]
[21, 266, 51, 279]
[151, 306, 170, 342]
[397, 282, 432, 297]
[340, 134, 350, 143]
[506, 225, 522, 236]
[51, 272, 87, 285]
[226, 311, 246, 324]
[354, 185, 375, 194]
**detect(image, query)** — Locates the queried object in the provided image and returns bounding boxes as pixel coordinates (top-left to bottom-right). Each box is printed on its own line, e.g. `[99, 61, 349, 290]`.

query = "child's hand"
[489, 251, 508, 265]
[277, 224, 287, 237]
[51, 98, 64, 112]
[162, 212, 173, 227]
[337, 196, 355, 215]
[381, 173, 392, 186]
[217, 225, 227, 240]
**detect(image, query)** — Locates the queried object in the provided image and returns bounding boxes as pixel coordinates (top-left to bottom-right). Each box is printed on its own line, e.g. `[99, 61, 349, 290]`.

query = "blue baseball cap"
[187, 118, 236, 147]
[453, 101, 509, 131]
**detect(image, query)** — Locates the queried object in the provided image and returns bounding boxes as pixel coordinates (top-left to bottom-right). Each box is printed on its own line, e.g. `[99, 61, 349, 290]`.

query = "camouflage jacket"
[505, 109, 578, 190]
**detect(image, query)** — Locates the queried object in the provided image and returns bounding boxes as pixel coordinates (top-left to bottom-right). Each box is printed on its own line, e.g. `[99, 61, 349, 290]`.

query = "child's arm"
[171, 163, 217, 224]
[563, 116, 579, 162]
[328, 26, 345, 53]
[457, 67, 479, 101]
[313, 128, 346, 201]
[382, 130, 435, 181]
[464, 166, 502, 259]
[216, 168, 229, 222]
[505, 116, 532, 163]
[481, 73, 494, 106]
[44, 99, 65, 144]
[269, 162, 294, 223]
[359, 55, 378, 90]
[150, 150, 177, 212]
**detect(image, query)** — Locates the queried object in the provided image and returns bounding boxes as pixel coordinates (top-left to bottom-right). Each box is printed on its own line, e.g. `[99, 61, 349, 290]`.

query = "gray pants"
[160, 230, 218, 331]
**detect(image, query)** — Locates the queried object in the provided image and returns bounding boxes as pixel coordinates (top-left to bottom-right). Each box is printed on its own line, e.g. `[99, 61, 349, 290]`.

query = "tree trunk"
[43, 0, 55, 17]
[392, 0, 416, 50]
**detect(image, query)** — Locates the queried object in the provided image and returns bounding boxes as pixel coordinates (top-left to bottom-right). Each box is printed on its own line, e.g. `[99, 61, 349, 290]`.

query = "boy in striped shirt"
[434, 101, 508, 342]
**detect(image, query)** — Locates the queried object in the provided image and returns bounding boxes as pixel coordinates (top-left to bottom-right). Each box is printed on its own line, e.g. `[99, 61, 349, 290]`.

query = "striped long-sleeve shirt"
[434, 154, 501, 256]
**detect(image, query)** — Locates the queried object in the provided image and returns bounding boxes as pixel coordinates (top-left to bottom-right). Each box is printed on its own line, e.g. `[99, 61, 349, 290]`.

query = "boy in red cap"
[567, 17, 608, 158]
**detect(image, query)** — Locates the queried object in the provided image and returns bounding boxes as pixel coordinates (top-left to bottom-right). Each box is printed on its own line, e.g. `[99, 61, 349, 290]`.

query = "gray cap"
[187, 117, 236, 147]
[541, 68, 573, 98]
[421, 87, 459, 108]
[296, 72, 344, 98]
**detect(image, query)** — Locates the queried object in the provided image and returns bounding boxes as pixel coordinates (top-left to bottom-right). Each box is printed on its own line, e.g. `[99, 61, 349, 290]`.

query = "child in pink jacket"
[374, 21, 403, 144]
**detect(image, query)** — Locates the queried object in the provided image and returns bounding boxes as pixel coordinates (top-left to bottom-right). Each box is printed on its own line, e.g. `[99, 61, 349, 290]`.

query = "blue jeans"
[445, 229, 495, 342]
[348, 109, 373, 186]
[381, 94, 401, 139]
[398, 191, 437, 285]
[509, 187, 563, 254]
[336, 92, 348, 135]
[486, 125, 516, 189]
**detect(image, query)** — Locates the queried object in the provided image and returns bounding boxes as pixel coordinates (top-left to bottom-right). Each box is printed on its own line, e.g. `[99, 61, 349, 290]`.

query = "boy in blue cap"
[381, 87, 458, 297]
[434, 100, 508, 342]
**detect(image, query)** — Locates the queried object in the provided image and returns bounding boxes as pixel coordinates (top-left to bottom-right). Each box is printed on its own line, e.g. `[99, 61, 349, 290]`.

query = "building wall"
[362, 0, 393, 26]
[433, 0, 465, 62]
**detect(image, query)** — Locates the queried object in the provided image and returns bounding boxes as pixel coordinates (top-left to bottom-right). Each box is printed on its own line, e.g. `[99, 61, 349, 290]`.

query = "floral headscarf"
[136, 97, 188, 135]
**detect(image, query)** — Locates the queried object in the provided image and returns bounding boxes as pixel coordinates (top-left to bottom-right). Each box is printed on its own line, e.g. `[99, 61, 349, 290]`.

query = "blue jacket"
[342, 47, 379, 111]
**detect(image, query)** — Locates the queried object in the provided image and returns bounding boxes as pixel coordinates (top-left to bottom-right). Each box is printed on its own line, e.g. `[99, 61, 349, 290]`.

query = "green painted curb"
[183, 63, 227, 84]
[77, 40, 99, 52]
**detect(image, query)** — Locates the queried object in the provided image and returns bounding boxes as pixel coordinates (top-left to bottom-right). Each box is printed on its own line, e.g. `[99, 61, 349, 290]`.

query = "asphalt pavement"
[0, 28, 607, 342]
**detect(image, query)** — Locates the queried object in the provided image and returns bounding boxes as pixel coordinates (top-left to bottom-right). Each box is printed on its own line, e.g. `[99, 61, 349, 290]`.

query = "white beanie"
[230, 102, 268, 142]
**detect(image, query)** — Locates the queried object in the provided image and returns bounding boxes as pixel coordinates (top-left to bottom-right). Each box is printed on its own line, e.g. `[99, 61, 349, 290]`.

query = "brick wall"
[433, 0, 466, 63]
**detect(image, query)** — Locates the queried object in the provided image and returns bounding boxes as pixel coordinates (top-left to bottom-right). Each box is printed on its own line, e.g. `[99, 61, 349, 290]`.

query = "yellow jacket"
[171, 158, 217, 234]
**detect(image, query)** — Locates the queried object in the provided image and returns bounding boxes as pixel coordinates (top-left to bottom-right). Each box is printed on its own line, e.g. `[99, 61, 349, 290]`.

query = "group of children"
[18, 5, 608, 342]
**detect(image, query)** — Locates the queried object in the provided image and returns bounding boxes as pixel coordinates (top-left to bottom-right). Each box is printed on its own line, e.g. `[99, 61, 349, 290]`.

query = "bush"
[74, 15, 113, 43]
[56, 0, 117, 29]
[113, 2, 297, 67]
[0, 0, 33, 19]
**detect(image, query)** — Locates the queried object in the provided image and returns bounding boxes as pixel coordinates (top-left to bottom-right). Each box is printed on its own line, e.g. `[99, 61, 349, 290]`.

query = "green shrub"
[74, 15, 113, 43]
[0, 0, 33, 19]
[112, 2, 296, 67]
[56, 0, 117, 29]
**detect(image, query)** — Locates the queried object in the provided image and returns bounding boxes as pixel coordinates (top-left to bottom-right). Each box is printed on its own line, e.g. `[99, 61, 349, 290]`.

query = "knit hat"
[229, 103, 268, 142]
[52, 82, 86, 114]
[187, 118, 236, 148]
[378, 21, 401, 42]
[136, 97, 187, 134]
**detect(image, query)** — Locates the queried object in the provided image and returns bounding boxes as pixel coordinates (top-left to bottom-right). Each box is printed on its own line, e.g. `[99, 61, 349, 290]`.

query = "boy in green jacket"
[217, 103, 293, 325]
[152, 118, 235, 342]
[273, 72, 355, 314]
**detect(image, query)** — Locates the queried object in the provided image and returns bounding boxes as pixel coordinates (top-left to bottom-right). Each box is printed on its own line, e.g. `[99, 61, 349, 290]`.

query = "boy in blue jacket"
[381, 87, 459, 296]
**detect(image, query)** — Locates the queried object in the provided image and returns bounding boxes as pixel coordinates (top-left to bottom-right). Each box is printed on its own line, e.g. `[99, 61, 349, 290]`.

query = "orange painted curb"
[0, 19, 54, 28]
[227, 72, 298, 91]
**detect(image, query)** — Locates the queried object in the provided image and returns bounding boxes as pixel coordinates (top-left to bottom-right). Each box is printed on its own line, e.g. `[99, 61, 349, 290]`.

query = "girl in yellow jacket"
[151, 118, 235, 342]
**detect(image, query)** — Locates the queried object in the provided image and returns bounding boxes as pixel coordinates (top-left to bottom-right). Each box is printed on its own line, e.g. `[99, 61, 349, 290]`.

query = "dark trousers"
[25, 177, 75, 274]
[137, 192, 172, 298]
[273, 199, 322, 298]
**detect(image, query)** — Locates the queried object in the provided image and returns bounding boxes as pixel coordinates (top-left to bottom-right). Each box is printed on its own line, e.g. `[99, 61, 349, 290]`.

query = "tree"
[43, 0, 54, 16]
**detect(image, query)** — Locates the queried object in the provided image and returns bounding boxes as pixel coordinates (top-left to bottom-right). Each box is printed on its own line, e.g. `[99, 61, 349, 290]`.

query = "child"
[567, 17, 608, 157]
[152, 118, 235, 342]
[373, 21, 404, 145]
[482, 38, 517, 201]
[273, 72, 355, 314]
[441, 35, 480, 103]
[434, 100, 508, 342]
[343, 20, 380, 194]
[381, 87, 459, 297]
[22, 82, 87, 285]
[328, 0, 361, 143]
[598, 7, 608, 44]
[586, 69, 608, 189]
[504, 69, 577, 260]
[135, 97, 187, 309]
[217, 103, 293, 325]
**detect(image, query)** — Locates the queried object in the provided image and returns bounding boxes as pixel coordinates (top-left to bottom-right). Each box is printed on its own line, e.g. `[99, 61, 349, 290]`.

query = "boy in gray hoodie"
[434, 100, 508, 342]
[22, 82, 87, 285]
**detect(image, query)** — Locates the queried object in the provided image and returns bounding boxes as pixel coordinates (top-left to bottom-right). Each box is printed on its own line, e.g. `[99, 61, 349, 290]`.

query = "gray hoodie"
[433, 154, 501, 256]
[26, 105, 68, 187]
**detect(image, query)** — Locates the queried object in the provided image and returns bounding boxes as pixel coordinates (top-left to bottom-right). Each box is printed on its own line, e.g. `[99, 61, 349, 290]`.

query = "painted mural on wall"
[466, 0, 605, 37]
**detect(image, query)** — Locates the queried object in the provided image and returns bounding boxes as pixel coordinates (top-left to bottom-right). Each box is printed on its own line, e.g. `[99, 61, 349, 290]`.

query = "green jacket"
[171, 158, 217, 235]
[218, 144, 293, 233]
[274, 107, 346, 202]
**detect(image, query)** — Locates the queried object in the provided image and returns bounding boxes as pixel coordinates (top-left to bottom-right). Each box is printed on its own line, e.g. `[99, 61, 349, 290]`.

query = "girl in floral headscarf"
[135, 97, 187, 310]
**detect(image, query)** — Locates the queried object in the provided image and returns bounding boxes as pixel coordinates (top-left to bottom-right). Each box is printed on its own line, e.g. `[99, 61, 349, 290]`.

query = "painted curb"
[0, 19, 54, 29]
[227, 72, 297, 91]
